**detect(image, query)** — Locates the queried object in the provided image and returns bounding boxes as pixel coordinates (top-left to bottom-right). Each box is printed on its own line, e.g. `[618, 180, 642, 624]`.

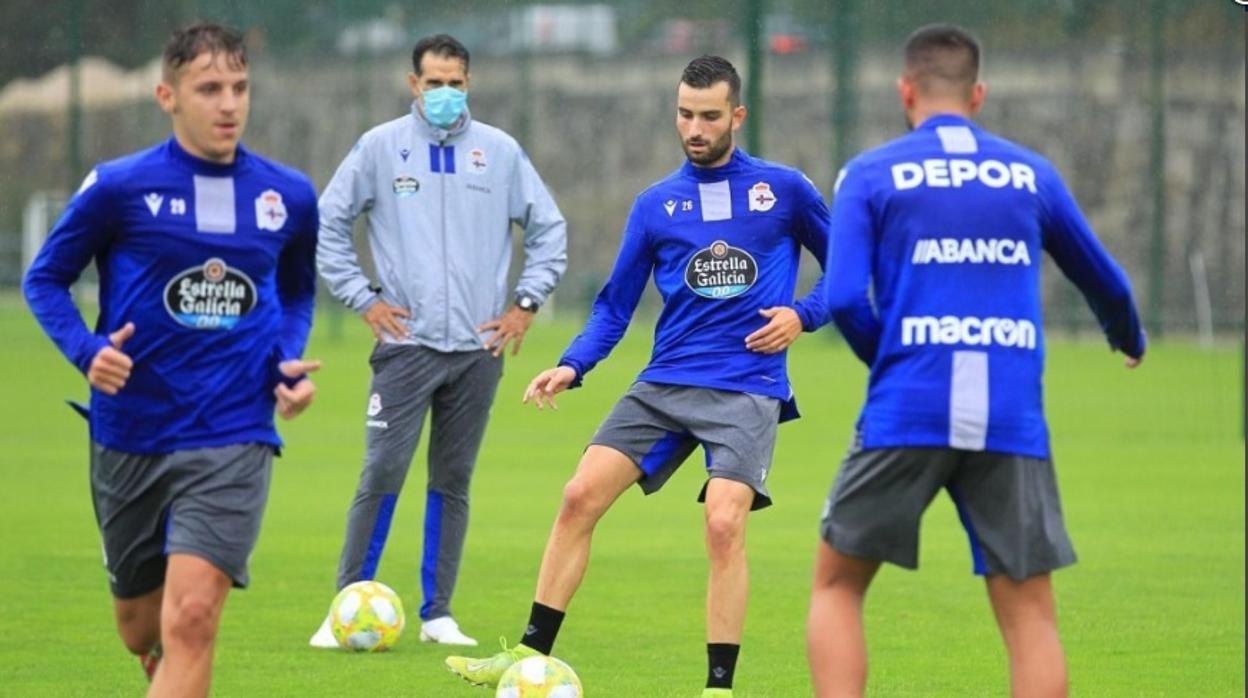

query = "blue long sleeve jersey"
[23, 137, 319, 454]
[825, 114, 1145, 459]
[559, 149, 832, 420]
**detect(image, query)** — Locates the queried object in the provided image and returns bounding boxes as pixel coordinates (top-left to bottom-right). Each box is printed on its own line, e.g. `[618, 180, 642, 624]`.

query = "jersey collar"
[914, 113, 977, 131]
[165, 136, 249, 175]
[680, 147, 749, 181]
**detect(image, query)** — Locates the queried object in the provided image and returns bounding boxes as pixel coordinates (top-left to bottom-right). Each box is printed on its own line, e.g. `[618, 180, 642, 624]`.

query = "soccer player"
[311, 33, 567, 648]
[445, 55, 832, 698]
[808, 24, 1145, 698]
[22, 23, 319, 697]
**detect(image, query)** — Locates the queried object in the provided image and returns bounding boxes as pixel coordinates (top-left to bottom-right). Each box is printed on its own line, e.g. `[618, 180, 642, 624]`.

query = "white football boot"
[308, 612, 338, 648]
[419, 616, 478, 646]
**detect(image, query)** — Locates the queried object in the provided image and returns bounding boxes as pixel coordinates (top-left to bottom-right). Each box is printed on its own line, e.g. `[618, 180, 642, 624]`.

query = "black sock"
[521, 602, 564, 655]
[707, 643, 740, 689]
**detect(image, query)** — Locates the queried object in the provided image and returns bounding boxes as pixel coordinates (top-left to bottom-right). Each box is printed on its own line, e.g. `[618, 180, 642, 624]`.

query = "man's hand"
[275, 359, 321, 420]
[522, 366, 577, 410]
[362, 301, 411, 341]
[1125, 355, 1143, 369]
[745, 307, 802, 354]
[478, 305, 535, 358]
[88, 322, 135, 395]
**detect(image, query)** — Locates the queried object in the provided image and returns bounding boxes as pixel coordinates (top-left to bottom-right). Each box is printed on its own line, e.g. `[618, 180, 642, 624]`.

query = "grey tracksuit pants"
[335, 343, 502, 620]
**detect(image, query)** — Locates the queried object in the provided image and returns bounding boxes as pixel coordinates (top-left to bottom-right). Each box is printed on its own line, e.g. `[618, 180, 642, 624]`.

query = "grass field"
[0, 294, 1242, 697]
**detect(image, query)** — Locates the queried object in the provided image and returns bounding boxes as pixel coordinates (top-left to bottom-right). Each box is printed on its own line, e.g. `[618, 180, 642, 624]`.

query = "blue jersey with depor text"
[825, 114, 1145, 459]
[24, 137, 319, 454]
[560, 149, 832, 419]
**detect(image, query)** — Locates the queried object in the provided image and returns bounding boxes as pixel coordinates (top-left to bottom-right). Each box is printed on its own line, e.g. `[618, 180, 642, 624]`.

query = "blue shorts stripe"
[639, 431, 687, 477]
[946, 484, 988, 575]
[360, 493, 398, 580]
[420, 490, 444, 619]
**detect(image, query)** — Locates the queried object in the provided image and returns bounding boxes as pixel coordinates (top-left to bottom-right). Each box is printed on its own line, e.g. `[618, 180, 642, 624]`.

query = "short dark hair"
[412, 34, 470, 75]
[162, 22, 247, 83]
[903, 24, 980, 97]
[680, 55, 741, 106]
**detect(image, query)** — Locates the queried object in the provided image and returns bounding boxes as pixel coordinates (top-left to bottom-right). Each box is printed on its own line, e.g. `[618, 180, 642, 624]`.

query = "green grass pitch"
[0, 295, 1241, 696]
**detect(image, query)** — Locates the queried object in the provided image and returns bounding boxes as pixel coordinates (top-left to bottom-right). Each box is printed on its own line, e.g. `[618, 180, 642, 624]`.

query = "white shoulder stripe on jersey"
[194, 175, 236, 234]
[698, 180, 732, 222]
[936, 125, 978, 154]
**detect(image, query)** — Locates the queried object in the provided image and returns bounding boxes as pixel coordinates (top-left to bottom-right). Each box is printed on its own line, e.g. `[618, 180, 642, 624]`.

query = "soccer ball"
[495, 655, 583, 697]
[329, 580, 405, 651]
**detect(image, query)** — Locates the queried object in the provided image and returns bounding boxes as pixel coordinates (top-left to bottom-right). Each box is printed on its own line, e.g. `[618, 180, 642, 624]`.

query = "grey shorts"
[820, 436, 1076, 581]
[90, 442, 274, 598]
[590, 381, 780, 510]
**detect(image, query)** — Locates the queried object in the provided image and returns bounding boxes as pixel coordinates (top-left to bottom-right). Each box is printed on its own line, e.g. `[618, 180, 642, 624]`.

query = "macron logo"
[902, 315, 1037, 349]
[892, 159, 1036, 193]
[144, 192, 164, 216]
[912, 238, 1031, 266]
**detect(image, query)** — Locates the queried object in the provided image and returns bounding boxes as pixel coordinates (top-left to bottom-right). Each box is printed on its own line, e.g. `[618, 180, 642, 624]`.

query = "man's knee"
[164, 593, 224, 649]
[359, 455, 413, 493]
[117, 619, 160, 656]
[704, 502, 748, 557]
[814, 542, 880, 593]
[557, 477, 607, 525]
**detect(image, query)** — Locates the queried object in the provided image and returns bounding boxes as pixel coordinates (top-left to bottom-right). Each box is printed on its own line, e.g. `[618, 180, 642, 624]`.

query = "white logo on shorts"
[367, 393, 382, 417]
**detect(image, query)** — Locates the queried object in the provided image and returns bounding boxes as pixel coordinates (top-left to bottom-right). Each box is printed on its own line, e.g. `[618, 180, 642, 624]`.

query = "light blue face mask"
[422, 86, 467, 128]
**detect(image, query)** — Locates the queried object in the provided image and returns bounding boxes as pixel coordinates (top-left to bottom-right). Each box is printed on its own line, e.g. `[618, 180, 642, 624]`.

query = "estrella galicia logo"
[393, 175, 419, 197]
[684, 240, 758, 299]
[163, 258, 256, 330]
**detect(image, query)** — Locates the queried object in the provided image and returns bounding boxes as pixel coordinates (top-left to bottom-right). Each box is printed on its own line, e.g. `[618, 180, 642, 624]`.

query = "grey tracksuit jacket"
[317, 103, 568, 351]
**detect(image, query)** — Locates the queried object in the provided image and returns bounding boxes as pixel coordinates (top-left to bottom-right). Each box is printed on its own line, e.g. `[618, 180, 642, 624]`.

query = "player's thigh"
[91, 443, 172, 599]
[820, 442, 958, 569]
[949, 453, 1076, 580]
[561, 445, 648, 516]
[687, 389, 781, 511]
[164, 444, 274, 589]
[586, 382, 698, 497]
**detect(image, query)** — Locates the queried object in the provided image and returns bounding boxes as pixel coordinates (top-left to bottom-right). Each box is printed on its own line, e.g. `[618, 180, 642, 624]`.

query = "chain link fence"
[0, 0, 1242, 336]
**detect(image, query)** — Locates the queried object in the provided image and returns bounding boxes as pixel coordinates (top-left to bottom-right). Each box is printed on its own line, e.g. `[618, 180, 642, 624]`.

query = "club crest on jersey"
[747, 182, 776, 212]
[255, 189, 287, 231]
[685, 240, 758, 300]
[164, 258, 257, 330]
[468, 148, 487, 174]
[393, 175, 420, 196]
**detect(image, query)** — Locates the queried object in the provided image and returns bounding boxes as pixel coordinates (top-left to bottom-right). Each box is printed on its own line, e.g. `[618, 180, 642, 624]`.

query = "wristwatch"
[515, 292, 541, 313]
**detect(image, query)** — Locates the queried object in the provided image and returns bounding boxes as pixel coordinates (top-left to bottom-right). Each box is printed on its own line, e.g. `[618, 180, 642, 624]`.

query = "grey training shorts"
[820, 436, 1076, 581]
[590, 381, 780, 510]
[90, 442, 274, 598]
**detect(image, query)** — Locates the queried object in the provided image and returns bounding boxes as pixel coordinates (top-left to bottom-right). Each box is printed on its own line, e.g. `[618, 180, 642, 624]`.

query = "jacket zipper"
[439, 139, 450, 345]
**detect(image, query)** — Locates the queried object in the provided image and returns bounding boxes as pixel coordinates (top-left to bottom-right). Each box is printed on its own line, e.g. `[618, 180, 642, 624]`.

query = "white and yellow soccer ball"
[329, 580, 405, 651]
[495, 655, 583, 697]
